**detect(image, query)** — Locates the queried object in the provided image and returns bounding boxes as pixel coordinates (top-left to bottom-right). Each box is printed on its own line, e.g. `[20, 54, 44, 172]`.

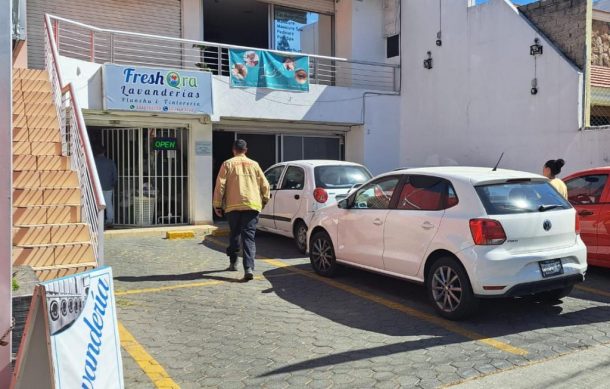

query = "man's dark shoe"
[226, 263, 238, 272]
[243, 272, 254, 281]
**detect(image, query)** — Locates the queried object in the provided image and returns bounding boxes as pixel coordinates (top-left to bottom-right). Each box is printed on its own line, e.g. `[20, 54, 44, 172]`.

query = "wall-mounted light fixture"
[531, 78, 538, 95]
[436, 0, 443, 46]
[530, 38, 543, 56]
[530, 38, 542, 95]
[423, 51, 433, 69]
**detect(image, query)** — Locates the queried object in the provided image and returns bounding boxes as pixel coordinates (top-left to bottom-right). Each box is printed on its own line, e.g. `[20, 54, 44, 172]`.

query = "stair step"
[13, 114, 27, 128]
[13, 224, 90, 246]
[36, 264, 97, 282]
[13, 188, 80, 207]
[12, 141, 30, 155]
[13, 155, 36, 171]
[13, 93, 23, 107]
[13, 141, 62, 156]
[13, 205, 82, 225]
[38, 155, 71, 171]
[13, 155, 70, 171]
[12, 243, 95, 268]
[27, 115, 60, 131]
[41, 171, 79, 188]
[13, 171, 79, 189]
[13, 100, 25, 115]
[23, 103, 57, 119]
[20, 79, 52, 94]
[17, 241, 92, 248]
[15, 69, 48, 81]
[13, 171, 39, 189]
[21, 91, 53, 105]
[13, 125, 28, 142]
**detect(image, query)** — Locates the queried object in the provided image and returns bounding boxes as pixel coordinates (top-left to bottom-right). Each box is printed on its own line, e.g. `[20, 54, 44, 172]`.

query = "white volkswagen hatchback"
[259, 160, 372, 252]
[307, 167, 587, 319]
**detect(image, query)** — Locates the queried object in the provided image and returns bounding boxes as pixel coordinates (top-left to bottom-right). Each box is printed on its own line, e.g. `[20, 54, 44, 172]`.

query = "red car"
[565, 167, 610, 268]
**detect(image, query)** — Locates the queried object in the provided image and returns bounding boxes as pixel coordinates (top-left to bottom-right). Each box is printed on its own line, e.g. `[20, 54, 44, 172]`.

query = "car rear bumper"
[457, 238, 587, 296]
[475, 273, 585, 298]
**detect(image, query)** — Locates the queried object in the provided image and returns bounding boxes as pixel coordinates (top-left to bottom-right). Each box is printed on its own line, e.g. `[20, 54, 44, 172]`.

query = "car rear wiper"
[538, 204, 564, 212]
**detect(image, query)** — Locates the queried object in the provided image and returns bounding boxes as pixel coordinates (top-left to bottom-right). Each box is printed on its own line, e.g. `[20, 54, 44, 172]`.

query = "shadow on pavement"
[200, 231, 306, 261]
[115, 269, 245, 283]
[259, 263, 610, 376]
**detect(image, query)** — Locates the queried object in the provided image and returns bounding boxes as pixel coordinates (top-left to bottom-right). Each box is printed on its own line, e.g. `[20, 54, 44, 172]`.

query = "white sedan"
[307, 167, 587, 319]
[259, 160, 372, 253]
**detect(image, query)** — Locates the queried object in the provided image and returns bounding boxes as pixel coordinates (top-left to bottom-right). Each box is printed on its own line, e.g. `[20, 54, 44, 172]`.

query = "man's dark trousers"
[226, 210, 259, 271]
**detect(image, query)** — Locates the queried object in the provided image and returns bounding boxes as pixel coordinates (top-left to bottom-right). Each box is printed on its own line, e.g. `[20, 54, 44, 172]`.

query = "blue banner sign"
[103, 64, 213, 114]
[229, 49, 310, 92]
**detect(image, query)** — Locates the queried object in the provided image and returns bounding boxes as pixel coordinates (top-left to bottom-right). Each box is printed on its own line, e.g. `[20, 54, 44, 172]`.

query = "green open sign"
[153, 137, 177, 151]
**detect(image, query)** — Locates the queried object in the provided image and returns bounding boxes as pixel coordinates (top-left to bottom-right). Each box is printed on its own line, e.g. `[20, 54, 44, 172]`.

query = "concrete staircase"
[12, 68, 97, 281]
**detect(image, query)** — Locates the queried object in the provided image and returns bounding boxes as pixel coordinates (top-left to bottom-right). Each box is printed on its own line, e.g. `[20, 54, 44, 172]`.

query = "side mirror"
[270, 183, 278, 190]
[338, 198, 349, 209]
[336, 194, 348, 202]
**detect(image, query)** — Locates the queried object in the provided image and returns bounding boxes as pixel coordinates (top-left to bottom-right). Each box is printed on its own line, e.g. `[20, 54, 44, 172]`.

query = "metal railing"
[47, 14, 400, 93]
[44, 15, 106, 264]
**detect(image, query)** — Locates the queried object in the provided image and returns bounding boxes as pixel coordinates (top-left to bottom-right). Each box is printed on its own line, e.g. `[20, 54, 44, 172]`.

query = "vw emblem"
[543, 220, 552, 231]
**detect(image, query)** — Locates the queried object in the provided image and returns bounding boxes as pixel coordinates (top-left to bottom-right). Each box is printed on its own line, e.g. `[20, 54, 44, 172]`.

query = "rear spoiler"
[472, 177, 548, 186]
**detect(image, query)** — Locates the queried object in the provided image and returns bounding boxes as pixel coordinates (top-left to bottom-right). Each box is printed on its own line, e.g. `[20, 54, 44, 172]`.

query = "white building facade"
[22, 0, 610, 227]
[26, 0, 402, 226]
[401, 0, 610, 174]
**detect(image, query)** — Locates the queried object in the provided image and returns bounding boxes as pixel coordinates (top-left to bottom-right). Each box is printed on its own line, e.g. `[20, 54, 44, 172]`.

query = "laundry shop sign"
[103, 64, 213, 114]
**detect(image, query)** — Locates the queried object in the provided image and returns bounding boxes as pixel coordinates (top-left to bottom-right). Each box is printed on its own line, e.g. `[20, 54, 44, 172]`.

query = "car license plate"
[539, 259, 564, 278]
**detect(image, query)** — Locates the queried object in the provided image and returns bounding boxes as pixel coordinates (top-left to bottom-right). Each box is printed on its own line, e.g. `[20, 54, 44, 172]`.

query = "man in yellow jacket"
[213, 139, 270, 281]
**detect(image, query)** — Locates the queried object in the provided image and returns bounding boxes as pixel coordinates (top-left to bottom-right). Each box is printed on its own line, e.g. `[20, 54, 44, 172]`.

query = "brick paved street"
[106, 232, 610, 388]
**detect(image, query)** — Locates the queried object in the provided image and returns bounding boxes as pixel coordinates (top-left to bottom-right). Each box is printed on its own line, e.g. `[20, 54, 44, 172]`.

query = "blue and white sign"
[45, 266, 123, 389]
[229, 49, 310, 92]
[103, 64, 213, 114]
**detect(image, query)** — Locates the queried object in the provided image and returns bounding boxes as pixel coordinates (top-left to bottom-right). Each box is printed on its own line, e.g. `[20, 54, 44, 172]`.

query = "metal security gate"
[101, 127, 189, 227]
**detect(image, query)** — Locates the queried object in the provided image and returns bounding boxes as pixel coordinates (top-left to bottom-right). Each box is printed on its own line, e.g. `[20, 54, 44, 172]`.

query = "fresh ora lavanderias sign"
[103, 64, 213, 114]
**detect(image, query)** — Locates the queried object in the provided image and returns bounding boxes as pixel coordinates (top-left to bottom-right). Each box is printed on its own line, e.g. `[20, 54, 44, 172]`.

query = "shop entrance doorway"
[89, 127, 189, 227]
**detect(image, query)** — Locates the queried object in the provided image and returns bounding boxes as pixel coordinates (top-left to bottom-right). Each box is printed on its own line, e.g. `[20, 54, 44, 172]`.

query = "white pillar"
[189, 119, 213, 224]
[0, 0, 13, 385]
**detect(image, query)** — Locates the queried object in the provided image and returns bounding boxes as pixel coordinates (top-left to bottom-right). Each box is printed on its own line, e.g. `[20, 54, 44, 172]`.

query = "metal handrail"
[44, 14, 106, 264]
[47, 14, 400, 92]
[47, 14, 352, 63]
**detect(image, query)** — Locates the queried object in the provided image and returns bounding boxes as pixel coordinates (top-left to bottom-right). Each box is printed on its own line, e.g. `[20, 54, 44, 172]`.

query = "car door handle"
[373, 218, 383, 226]
[421, 221, 435, 230]
[579, 210, 594, 216]
[294, 194, 300, 200]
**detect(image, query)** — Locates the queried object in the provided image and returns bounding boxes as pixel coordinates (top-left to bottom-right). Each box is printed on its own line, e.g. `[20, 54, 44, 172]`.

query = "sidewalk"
[449, 343, 610, 389]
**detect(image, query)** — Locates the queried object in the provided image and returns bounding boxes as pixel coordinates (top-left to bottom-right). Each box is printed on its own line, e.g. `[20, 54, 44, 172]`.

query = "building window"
[273, 6, 333, 56]
[387, 34, 400, 58]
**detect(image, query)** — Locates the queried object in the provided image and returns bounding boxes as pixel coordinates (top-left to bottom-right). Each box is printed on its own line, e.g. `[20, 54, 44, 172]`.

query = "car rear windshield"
[314, 166, 372, 189]
[475, 181, 572, 215]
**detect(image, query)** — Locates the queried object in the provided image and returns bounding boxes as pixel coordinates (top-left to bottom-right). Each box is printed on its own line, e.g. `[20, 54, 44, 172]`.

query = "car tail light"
[575, 213, 581, 235]
[469, 219, 506, 245]
[313, 188, 329, 203]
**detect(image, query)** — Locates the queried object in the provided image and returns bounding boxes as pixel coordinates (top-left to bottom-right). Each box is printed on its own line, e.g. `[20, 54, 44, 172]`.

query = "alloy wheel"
[311, 237, 333, 271]
[431, 265, 463, 313]
[297, 225, 307, 246]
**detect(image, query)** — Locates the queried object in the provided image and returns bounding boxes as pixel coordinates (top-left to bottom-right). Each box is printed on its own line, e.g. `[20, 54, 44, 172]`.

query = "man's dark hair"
[93, 143, 105, 155]
[233, 139, 247, 152]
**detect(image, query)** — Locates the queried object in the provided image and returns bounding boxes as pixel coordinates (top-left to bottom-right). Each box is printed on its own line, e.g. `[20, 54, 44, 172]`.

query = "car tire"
[309, 230, 337, 277]
[293, 220, 308, 254]
[534, 286, 574, 303]
[426, 256, 479, 320]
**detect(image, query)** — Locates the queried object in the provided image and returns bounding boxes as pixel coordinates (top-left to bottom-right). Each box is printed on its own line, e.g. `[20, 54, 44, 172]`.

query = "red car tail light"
[575, 212, 581, 235]
[469, 219, 507, 245]
[313, 188, 329, 203]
